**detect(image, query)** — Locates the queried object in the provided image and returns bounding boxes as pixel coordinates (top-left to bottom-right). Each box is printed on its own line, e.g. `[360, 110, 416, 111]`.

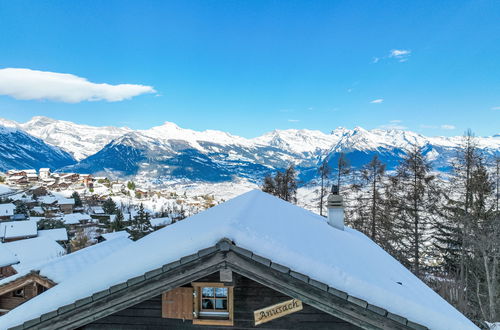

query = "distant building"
[38, 168, 51, 180]
[0, 204, 15, 221]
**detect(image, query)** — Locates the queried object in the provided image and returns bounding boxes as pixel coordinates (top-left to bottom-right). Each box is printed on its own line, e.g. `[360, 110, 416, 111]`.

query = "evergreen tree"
[128, 203, 153, 240]
[127, 181, 136, 190]
[109, 209, 126, 232]
[71, 191, 83, 207]
[335, 153, 351, 190]
[14, 201, 28, 216]
[261, 165, 298, 203]
[103, 197, 117, 215]
[360, 155, 386, 241]
[37, 218, 65, 230]
[317, 159, 331, 216]
[392, 145, 437, 276]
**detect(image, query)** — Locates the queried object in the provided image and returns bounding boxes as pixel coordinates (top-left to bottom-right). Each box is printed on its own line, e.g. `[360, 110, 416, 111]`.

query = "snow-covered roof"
[2, 237, 65, 273]
[0, 184, 12, 195]
[39, 168, 50, 172]
[37, 228, 68, 241]
[62, 213, 92, 225]
[0, 203, 15, 217]
[0, 243, 18, 267]
[39, 196, 57, 204]
[99, 231, 130, 241]
[31, 206, 44, 214]
[150, 217, 171, 227]
[0, 220, 38, 239]
[0, 190, 477, 329]
[57, 198, 75, 205]
[0, 237, 132, 289]
[91, 206, 105, 214]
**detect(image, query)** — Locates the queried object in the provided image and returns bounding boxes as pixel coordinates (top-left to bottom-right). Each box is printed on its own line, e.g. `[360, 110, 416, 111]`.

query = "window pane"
[215, 299, 227, 310]
[202, 287, 214, 297]
[215, 287, 228, 297]
[202, 299, 215, 309]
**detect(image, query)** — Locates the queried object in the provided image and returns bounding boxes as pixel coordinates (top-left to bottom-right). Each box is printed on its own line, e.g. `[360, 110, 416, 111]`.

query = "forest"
[263, 131, 500, 326]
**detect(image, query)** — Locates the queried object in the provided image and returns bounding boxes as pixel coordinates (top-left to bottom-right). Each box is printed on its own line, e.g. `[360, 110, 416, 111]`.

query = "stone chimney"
[326, 185, 344, 230]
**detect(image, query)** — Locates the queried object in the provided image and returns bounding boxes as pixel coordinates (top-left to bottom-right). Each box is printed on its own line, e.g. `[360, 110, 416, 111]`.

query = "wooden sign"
[254, 299, 303, 325]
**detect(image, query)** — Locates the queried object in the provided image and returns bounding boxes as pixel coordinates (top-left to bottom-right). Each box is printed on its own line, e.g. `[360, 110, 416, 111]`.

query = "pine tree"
[109, 209, 126, 232]
[14, 201, 28, 216]
[71, 191, 83, 207]
[127, 181, 136, 190]
[335, 153, 351, 190]
[103, 197, 117, 215]
[360, 155, 386, 240]
[392, 145, 437, 276]
[261, 165, 298, 203]
[128, 203, 153, 240]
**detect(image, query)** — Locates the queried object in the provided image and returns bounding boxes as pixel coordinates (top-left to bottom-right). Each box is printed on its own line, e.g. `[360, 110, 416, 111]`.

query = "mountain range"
[1, 116, 499, 184]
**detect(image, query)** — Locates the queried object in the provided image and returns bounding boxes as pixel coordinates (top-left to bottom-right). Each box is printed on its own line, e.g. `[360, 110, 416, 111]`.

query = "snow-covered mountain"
[0, 126, 75, 171]
[1, 116, 132, 160]
[2, 116, 500, 183]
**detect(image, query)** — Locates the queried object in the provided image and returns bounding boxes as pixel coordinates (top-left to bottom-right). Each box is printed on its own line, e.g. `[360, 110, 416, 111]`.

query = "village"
[0, 167, 224, 315]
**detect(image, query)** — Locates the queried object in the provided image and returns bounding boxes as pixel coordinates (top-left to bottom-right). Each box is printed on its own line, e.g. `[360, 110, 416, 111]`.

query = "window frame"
[191, 282, 234, 326]
[12, 288, 25, 298]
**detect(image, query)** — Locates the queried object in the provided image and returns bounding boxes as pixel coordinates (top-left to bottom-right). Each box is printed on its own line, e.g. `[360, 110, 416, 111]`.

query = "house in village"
[0, 204, 15, 221]
[38, 169, 50, 180]
[0, 237, 66, 282]
[57, 198, 74, 215]
[0, 190, 478, 330]
[0, 221, 38, 243]
[0, 237, 131, 316]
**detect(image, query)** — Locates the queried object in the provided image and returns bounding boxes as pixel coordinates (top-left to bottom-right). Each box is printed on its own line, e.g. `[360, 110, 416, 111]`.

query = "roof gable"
[2, 240, 423, 330]
[0, 190, 477, 329]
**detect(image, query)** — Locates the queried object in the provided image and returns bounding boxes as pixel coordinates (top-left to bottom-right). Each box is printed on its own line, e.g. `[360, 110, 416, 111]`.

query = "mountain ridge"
[1, 116, 499, 183]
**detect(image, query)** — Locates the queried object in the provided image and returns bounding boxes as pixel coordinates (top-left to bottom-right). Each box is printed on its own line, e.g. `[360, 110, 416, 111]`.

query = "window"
[12, 288, 24, 298]
[193, 282, 233, 326]
[162, 282, 234, 326]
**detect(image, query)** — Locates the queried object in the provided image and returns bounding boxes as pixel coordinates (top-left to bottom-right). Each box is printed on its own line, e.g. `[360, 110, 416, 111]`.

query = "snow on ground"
[0, 190, 477, 330]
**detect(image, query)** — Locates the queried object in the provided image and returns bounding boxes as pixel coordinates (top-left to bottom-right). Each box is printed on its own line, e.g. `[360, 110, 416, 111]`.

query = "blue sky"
[0, 0, 499, 137]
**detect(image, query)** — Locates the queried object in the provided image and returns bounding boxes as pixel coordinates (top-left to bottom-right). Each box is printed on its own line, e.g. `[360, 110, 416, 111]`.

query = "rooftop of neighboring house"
[0, 220, 38, 240]
[0, 203, 15, 217]
[0, 237, 65, 274]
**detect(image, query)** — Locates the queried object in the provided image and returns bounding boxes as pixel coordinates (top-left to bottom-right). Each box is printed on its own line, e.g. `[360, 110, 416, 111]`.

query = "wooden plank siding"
[81, 272, 360, 330]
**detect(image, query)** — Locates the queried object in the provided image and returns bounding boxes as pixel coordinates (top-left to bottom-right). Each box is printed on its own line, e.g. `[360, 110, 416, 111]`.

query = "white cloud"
[288, 119, 300, 122]
[491, 106, 500, 110]
[390, 49, 411, 58]
[374, 49, 411, 63]
[370, 98, 384, 104]
[440, 124, 456, 130]
[0, 68, 156, 103]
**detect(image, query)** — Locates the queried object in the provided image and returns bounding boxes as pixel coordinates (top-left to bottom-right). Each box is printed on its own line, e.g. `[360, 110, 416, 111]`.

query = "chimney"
[326, 185, 344, 230]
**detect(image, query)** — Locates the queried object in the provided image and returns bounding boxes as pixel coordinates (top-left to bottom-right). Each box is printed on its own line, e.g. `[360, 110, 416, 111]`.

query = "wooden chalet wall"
[0, 283, 37, 314]
[81, 272, 361, 330]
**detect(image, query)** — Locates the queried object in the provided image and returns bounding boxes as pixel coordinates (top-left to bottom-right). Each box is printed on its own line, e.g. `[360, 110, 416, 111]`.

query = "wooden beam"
[224, 251, 411, 330]
[32, 251, 227, 329]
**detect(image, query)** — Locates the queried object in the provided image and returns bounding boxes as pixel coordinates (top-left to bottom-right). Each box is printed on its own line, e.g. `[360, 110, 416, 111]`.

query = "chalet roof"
[62, 213, 92, 225]
[4, 237, 66, 273]
[0, 220, 37, 239]
[0, 203, 15, 216]
[99, 231, 130, 241]
[0, 237, 132, 290]
[0, 243, 18, 267]
[149, 217, 171, 227]
[57, 198, 74, 205]
[37, 228, 68, 242]
[0, 190, 477, 330]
